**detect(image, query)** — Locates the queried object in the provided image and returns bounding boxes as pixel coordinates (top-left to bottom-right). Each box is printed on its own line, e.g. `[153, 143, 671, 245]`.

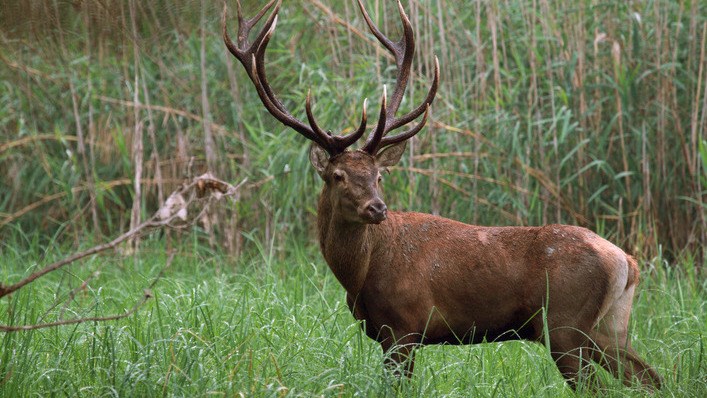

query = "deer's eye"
[333, 170, 345, 182]
[377, 175, 382, 183]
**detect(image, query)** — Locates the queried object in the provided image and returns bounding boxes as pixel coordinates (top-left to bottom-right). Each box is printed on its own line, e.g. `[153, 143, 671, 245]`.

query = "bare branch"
[0, 174, 246, 331]
[0, 252, 175, 332]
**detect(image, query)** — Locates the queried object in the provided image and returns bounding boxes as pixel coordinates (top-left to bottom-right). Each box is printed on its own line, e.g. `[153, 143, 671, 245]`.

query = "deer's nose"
[363, 199, 387, 223]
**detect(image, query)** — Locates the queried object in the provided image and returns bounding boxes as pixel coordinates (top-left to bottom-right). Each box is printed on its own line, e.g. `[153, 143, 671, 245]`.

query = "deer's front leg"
[380, 331, 419, 378]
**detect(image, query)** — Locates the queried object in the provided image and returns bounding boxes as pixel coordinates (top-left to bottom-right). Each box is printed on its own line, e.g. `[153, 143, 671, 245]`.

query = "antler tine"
[239, 0, 278, 48]
[361, 86, 389, 153]
[379, 104, 430, 148]
[357, 0, 438, 155]
[356, 0, 397, 57]
[334, 98, 369, 148]
[223, 1, 335, 153]
[308, 94, 372, 154]
[305, 90, 329, 140]
[251, 17, 327, 146]
[247, 54, 307, 137]
[356, 0, 414, 120]
[387, 0, 415, 119]
[389, 56, 439, 131]
[222, 0, 279, 68]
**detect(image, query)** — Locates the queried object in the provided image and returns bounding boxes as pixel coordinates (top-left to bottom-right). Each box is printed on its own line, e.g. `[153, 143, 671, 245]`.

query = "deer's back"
[357, 211, 630, 344]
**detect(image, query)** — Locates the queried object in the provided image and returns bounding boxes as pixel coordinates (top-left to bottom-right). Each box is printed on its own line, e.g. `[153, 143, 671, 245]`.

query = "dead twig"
[0, 252, 175, 332]
[98, 96, 230, 135]
[0, 134, 78, 154]
[0, 173, 246, 332]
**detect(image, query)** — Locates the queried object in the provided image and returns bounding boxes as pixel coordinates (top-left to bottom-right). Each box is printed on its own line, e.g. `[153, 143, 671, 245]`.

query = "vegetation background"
[0, 0, 705, 396]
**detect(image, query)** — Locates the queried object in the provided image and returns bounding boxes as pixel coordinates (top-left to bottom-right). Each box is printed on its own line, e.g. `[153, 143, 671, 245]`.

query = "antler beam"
[222, 0, 438, 156]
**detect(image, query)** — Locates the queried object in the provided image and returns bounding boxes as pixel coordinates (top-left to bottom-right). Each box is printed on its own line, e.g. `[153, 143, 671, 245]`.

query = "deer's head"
[310, 143, 408, 224]
[223, 0, 438, 224]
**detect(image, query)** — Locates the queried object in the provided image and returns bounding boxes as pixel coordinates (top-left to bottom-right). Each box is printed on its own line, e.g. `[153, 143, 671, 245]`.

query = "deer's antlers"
[222, 0, 438, 156]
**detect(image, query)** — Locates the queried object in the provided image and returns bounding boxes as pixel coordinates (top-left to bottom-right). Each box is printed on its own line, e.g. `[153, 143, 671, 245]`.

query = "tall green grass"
[0, 236, 705, 396]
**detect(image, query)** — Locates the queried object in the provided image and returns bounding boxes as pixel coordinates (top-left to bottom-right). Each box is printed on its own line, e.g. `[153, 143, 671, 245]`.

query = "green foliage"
[0, 238, 705, 396]
[0, 0, 705, 261]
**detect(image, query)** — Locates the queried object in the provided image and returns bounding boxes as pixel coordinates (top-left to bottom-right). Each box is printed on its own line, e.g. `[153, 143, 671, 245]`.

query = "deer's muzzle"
[361, 198, 387, 224]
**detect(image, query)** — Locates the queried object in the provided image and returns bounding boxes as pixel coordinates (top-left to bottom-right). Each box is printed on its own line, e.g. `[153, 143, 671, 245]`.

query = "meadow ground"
[1, 236, 704, 397]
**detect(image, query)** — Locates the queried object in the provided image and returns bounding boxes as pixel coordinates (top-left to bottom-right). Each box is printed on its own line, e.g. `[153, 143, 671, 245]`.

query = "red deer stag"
[223, 0, 662, 389]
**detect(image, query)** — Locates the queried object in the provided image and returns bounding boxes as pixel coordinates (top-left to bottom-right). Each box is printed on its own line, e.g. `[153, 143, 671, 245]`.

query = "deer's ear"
[309, 143, 329, 178]
[376, 141, 407, 167]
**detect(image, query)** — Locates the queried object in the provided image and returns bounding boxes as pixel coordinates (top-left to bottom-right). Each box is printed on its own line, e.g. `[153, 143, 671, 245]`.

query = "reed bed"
[1, 1, 704, 260]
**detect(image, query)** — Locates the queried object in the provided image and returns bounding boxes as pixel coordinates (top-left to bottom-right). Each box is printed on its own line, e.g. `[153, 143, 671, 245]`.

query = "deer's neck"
[317, 191, 379, 295]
